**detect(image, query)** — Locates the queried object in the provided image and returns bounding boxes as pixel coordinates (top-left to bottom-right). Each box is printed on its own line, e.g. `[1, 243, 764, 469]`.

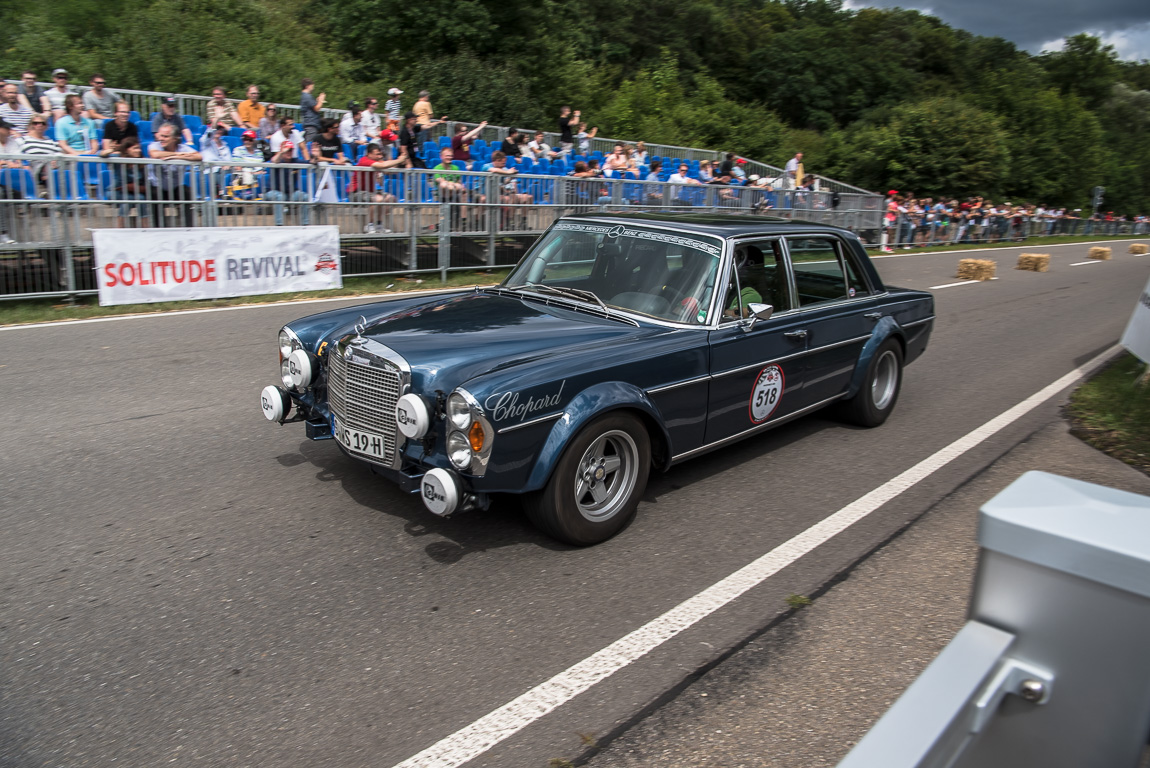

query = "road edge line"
[388, 343, 1123, 768]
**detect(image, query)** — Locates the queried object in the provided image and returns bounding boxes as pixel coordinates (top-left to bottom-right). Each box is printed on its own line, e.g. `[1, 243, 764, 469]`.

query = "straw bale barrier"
[956, 258, 996, 281]
[1129, 243, 1148, 254]
[1088, 247, 1112, 260]
[1016, 253, 1050, 272]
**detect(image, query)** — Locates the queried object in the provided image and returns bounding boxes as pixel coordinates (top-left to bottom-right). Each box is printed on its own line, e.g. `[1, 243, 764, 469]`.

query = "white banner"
[93, 226, 342, 306]
[1120, 274, 1150, 365]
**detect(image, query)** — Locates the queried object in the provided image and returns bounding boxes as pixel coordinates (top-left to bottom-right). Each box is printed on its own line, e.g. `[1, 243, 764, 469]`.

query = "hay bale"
[1129, 243, 1148, 254]
[1088, 246, 1112, 260]
[1016, 253, 1050, 272]
[956, 258, 997, 281]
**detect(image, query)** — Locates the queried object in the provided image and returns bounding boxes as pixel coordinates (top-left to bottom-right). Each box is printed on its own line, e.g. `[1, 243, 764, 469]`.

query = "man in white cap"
[384, 88, 403, 130]
[46, 68, 77, 120]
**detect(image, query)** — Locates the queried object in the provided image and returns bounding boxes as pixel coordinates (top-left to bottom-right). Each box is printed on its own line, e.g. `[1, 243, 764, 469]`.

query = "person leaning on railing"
[147, 123, 201, 228]
[111, 136, 148, 228]
[347, 142, 405, 233]
[264, 126, 310, 227]
[100, 102, 137, 157]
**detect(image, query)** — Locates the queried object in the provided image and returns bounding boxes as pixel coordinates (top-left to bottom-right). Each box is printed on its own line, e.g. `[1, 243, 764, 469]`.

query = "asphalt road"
[1, 240, 1147, 767]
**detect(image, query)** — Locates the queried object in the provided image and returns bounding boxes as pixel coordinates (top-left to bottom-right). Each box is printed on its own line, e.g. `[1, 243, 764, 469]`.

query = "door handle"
[783, 330, 808, 340]
[863, 312, 883, 320]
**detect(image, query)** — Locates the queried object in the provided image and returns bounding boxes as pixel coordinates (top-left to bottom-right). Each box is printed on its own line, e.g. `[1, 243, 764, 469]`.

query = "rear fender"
[845, 317, 905, 398]
[523, 382, 670, 492]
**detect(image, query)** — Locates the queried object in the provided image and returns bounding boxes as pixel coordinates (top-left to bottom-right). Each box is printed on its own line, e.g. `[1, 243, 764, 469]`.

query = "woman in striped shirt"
[20, 114, 58, 191]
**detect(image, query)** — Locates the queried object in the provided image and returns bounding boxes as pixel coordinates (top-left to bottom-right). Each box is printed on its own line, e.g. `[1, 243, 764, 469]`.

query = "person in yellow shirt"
[237, 85, 266, 130]
[412, 90, 447, 138]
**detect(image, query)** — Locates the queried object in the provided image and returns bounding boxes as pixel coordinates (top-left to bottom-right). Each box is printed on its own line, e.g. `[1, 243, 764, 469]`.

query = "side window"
[739, 239, 792, 313]
[786, 237, 861, 307]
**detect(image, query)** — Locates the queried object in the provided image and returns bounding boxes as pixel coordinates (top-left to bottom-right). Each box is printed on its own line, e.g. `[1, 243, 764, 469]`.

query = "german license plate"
[334, 420, 387, 460]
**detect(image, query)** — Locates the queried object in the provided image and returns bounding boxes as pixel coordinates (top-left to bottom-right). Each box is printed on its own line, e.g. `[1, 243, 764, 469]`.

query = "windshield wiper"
[500, 283, 635, 325]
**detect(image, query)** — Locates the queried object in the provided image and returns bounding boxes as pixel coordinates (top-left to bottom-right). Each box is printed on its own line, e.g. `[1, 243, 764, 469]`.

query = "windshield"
[503, 221, 724, 324]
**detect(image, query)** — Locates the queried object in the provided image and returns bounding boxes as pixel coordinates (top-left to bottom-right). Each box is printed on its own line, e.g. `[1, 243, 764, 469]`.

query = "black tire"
[524, 412, 651, 546]
[838, 339, 903, 427]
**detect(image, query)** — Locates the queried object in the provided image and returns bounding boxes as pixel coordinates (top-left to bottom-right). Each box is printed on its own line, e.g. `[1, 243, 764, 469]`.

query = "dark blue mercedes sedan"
[260, 213, 934, 545]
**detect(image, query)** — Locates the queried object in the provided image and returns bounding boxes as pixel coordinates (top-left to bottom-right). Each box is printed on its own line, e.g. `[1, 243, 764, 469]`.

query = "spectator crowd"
[0, 67, 1146, 243]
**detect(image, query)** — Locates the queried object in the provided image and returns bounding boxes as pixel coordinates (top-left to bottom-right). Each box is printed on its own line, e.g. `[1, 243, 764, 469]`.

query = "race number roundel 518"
[750, 365, 785, 423]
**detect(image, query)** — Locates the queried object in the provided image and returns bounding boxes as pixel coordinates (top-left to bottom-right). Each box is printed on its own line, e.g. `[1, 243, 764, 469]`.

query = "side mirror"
[740, 303, 773, 331]
[748, 302, 774, 320]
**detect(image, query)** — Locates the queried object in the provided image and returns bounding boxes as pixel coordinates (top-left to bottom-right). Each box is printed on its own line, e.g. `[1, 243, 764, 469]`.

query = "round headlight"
[447, 431, 472, 469]
[280, 358, 294, 390]
[447, 393, 472, 430]
[396, 393, 431, 439]
[278, 328, 298, 361]
[284, 348, 315, 390]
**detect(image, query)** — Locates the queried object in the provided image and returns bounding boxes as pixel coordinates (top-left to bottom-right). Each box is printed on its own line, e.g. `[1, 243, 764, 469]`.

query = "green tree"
[826, 97, 1011, 198]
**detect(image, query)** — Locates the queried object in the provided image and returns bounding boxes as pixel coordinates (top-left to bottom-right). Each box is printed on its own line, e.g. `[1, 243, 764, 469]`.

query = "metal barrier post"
[486, 175, 497, 266]
[437, 201, 450, 281]
[838, 471, 1150, 768]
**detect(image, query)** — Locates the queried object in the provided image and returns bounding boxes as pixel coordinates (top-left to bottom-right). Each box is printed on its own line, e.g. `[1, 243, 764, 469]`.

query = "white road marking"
[388, 344, 1122, 768]
[929, 280, 981, 290]
[0, 286, 475, 332]
[1070, 260, 1105, 266]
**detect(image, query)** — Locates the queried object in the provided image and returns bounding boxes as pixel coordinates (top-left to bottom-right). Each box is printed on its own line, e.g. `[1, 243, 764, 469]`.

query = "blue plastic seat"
[129, 110, 141, 123]
[0, 168, 37, 198]
[50, 168, 88, 200]
[182, 114, 203, 132]
[472, 139, 487, 152]
[423, 140, 439, 157]
[229, 126, 246, 138]
[136, 121, 153, 143]
[438, 135, 451, 148]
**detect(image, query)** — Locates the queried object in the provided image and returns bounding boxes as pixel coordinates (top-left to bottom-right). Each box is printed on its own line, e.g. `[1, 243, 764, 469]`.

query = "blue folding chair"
[129, 110, 141, 123]
[50, 168, 88, 200]
[0, 168, 37, 198]
[182, 115, 203, 133]
[438, 135, 451, 148]
[472, 139, 487, 153]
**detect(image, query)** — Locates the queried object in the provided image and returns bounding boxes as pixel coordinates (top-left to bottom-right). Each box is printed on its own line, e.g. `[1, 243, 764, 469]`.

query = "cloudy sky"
[844, 0, 1150, 61]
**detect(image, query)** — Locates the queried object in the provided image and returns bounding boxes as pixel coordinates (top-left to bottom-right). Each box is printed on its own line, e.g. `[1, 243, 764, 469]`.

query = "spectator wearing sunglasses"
[45, 69, 77, 120]
[361, 98, 382, 139]
[258, 104, 279, 140]
[82, 74, 120, 120]
[233, 130, 263, 162]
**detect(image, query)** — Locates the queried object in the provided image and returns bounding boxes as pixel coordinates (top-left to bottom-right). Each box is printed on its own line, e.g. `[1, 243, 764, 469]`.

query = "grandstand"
[0, 79, 882, 300]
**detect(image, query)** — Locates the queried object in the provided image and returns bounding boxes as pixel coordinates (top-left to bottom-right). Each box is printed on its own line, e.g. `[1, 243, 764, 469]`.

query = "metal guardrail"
[0, 153, 882, 299]
[838, 471, 1150, 768]
[875, 211, 1149, 250]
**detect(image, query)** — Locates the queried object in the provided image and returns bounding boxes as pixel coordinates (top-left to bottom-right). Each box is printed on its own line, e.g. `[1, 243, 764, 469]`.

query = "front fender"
[845, 317, 904, 398]
[523, 382, 671, 492]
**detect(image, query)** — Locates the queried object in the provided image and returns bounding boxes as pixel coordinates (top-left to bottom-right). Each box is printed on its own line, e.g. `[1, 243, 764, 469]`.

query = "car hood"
[354, 291, 658, 392]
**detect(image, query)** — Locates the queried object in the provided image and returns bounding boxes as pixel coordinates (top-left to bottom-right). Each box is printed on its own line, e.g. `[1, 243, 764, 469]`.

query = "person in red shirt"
[450, 121, 487, 170]
[347, 143, 406, 233]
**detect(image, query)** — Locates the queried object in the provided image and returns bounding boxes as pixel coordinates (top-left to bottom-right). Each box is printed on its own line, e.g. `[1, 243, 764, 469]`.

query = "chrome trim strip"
[670, 393, 846, 463]
[712, 333, 872, 380]
[901, 315, 935, 328]
[496, 412, 564, 434]
[647, 375, 711, 395]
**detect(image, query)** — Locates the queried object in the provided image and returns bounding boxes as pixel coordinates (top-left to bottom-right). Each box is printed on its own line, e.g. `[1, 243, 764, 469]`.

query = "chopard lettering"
[485, 381, 566, 422]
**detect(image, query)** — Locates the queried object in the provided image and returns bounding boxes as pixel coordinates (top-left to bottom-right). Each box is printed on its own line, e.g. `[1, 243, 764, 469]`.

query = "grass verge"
[1066, 352, 1150, 476]
[0, 268, 512, 327]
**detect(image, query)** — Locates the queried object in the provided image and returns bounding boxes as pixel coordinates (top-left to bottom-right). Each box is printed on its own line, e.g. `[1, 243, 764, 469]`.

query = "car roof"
[560, 211, 858, 239]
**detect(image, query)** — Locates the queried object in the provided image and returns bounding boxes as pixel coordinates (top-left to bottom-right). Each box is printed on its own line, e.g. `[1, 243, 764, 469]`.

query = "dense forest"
[3, 0, 1149, 211]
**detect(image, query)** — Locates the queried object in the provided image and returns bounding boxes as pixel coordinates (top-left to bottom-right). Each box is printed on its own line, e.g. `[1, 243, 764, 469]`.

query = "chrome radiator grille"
[327, 344, 402, 462]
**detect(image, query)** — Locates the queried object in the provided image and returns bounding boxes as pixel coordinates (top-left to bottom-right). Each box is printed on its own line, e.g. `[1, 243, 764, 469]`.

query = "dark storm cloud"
[848, 0, 1150, 55]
